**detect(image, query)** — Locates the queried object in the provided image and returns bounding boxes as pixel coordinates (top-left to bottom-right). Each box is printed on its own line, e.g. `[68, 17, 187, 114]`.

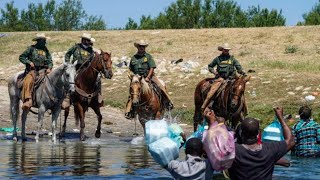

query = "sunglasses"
[138, 45, 146, 48]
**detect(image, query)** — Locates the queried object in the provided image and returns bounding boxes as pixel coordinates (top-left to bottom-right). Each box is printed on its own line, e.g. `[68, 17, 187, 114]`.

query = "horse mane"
[140, 78, 151, 94]
[132, 75, 151, 95]
[48, 64, 64, 79]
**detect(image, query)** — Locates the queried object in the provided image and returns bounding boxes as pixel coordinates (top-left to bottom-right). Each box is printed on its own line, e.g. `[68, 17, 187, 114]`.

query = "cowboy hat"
[90, 38, 96, 43]
[32, 33, 51, 41]
[134, 40, 148, 47]
[80, 33, 92, 41]
[218, 43, 232, 51]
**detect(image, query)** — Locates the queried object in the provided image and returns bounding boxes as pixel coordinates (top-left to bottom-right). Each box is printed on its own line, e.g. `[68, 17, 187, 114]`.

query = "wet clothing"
[228, 141, 287, 180]
[292, 119, 320, 157]
[208, 54, 243, 79]
[19, 45, 52, 101]
[166, 154, 213, 180]
[129, 53, 156, 77]
[65, 43, 94, 70]
[19, 45, 53, 71]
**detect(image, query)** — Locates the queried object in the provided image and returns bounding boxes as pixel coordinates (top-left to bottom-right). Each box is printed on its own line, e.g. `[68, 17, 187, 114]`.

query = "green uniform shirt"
[129, 53, 156, 76]
[19, 45, 53, 70]
[208, 54, 243, 78]
[65, 43, 94, 65]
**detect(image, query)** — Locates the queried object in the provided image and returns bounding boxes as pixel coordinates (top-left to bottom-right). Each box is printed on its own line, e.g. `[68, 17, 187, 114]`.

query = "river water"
[0, 134, 319, 179]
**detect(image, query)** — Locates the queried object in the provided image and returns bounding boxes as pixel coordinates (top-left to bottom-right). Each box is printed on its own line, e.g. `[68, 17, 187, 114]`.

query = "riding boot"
[201, 78, 224, 113]
[124, 97, 134, 119]
[62, 94, 71, 109]
[161, 90, 174, 110]
[22, 98, 32, 110]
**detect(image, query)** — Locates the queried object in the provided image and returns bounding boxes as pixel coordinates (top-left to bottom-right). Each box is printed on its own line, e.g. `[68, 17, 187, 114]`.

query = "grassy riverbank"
[1, 26, 320, 128]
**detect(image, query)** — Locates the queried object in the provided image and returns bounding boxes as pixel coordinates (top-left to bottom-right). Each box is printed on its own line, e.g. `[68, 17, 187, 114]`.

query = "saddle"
[202, 78, 230, 97]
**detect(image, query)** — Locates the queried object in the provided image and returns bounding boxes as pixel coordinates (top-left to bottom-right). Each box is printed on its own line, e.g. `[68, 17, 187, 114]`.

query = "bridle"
[91, 52, 112, 78]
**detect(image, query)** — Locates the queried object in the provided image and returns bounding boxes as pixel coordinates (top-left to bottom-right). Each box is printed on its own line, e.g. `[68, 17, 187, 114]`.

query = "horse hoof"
[13, 137, 18, 142]
[80, 136, 86, 141]
[95, 131, 101, 138]
[59, 132, 66, 137]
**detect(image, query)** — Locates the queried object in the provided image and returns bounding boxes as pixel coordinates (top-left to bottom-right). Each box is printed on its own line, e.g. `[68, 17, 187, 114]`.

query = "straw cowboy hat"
[32, 33, 51, 41]
[134, 40, 148, 47]
[218, 43, 232, 51]
[80, 33, 92, 41]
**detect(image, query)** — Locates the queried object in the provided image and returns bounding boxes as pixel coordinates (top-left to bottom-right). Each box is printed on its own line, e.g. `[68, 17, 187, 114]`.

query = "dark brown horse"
[193, 75, 250, 131]
[62, 51, 113, 141]
[129, 75, 165, 129]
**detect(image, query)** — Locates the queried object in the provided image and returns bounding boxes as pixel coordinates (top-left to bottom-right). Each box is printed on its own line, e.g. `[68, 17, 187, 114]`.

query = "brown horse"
[193, 75, 250, 131]
[129, 75, 164, 129]
[62, 51, 113, 141]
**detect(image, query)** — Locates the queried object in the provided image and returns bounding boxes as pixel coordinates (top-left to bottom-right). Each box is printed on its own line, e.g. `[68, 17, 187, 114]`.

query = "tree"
[20, 2, 55, 31]
[82, 15, 106, 30]
[247, 6, 285, 27]
[139, 15, 155, 29]
[125, 18, 138, 30]
[0, 2, 23, 31]
[302, 0, 320, 25]
[54, 0, 86, 30]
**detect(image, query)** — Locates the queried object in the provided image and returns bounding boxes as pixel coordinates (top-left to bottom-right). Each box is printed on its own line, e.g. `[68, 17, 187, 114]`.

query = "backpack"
[202, 122, 235, 171]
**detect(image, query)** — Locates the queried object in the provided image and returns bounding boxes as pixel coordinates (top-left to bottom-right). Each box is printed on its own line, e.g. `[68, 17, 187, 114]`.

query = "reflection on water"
[0, 136, 320, 179]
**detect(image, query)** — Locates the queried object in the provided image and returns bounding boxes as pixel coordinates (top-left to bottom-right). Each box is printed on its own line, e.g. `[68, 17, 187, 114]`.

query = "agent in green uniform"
[19, 33, 53, 110]
[62, 33, 103, 108]
[125, 40, 174, 119]
[201, 43, 246, 112]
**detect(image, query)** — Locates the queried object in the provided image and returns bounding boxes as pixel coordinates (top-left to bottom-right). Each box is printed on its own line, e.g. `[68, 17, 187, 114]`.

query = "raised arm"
[274, 107, 295, 151]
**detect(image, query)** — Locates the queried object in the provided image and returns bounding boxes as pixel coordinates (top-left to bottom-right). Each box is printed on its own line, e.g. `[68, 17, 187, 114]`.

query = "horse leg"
[35, 106, 46, 142]
[75, 104, 86, 141]
[61, 107, 70, 137]
[51, 107, 61, 143]
[21, 109, 29, 141]
[92, 106, 102, 138]
[10, 96, 20, 141]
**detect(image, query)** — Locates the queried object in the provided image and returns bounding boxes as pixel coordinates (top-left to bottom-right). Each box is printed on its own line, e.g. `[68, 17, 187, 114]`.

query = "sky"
[0, 0, 319, 29]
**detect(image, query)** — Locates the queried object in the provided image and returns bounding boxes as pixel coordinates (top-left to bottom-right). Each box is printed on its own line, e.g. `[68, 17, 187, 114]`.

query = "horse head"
[97, 50, 113, 79]
[130, 75, 151, 106]
[230, 75, 251, 109]
[62, 63, 76, 94]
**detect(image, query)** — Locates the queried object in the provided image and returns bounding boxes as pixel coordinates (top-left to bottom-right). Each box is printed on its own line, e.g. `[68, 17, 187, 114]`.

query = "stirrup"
[125, 112, 134, 119]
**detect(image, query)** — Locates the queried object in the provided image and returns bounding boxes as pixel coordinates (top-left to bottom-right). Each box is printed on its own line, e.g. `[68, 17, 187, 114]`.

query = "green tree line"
[125, 0, 286, 30]
[125, 0, 320, 30]
[0, 0, 106, 31]
[2, 0, 320, 31]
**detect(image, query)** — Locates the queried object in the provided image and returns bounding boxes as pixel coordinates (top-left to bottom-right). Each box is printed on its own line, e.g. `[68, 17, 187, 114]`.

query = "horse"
[8, 63, 76, 142]
[62, 51, 113, 141]
[193, 75, 250, 131]
[129, 74, 164, 130]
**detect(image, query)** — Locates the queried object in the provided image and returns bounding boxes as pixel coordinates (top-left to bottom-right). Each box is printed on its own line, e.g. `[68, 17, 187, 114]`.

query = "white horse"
[8, 63, 76, 142]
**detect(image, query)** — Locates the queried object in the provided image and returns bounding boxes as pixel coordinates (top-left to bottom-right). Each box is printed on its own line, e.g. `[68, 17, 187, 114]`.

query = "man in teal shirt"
[292, 105, 320, 157]
[125, 40, 174, 119]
